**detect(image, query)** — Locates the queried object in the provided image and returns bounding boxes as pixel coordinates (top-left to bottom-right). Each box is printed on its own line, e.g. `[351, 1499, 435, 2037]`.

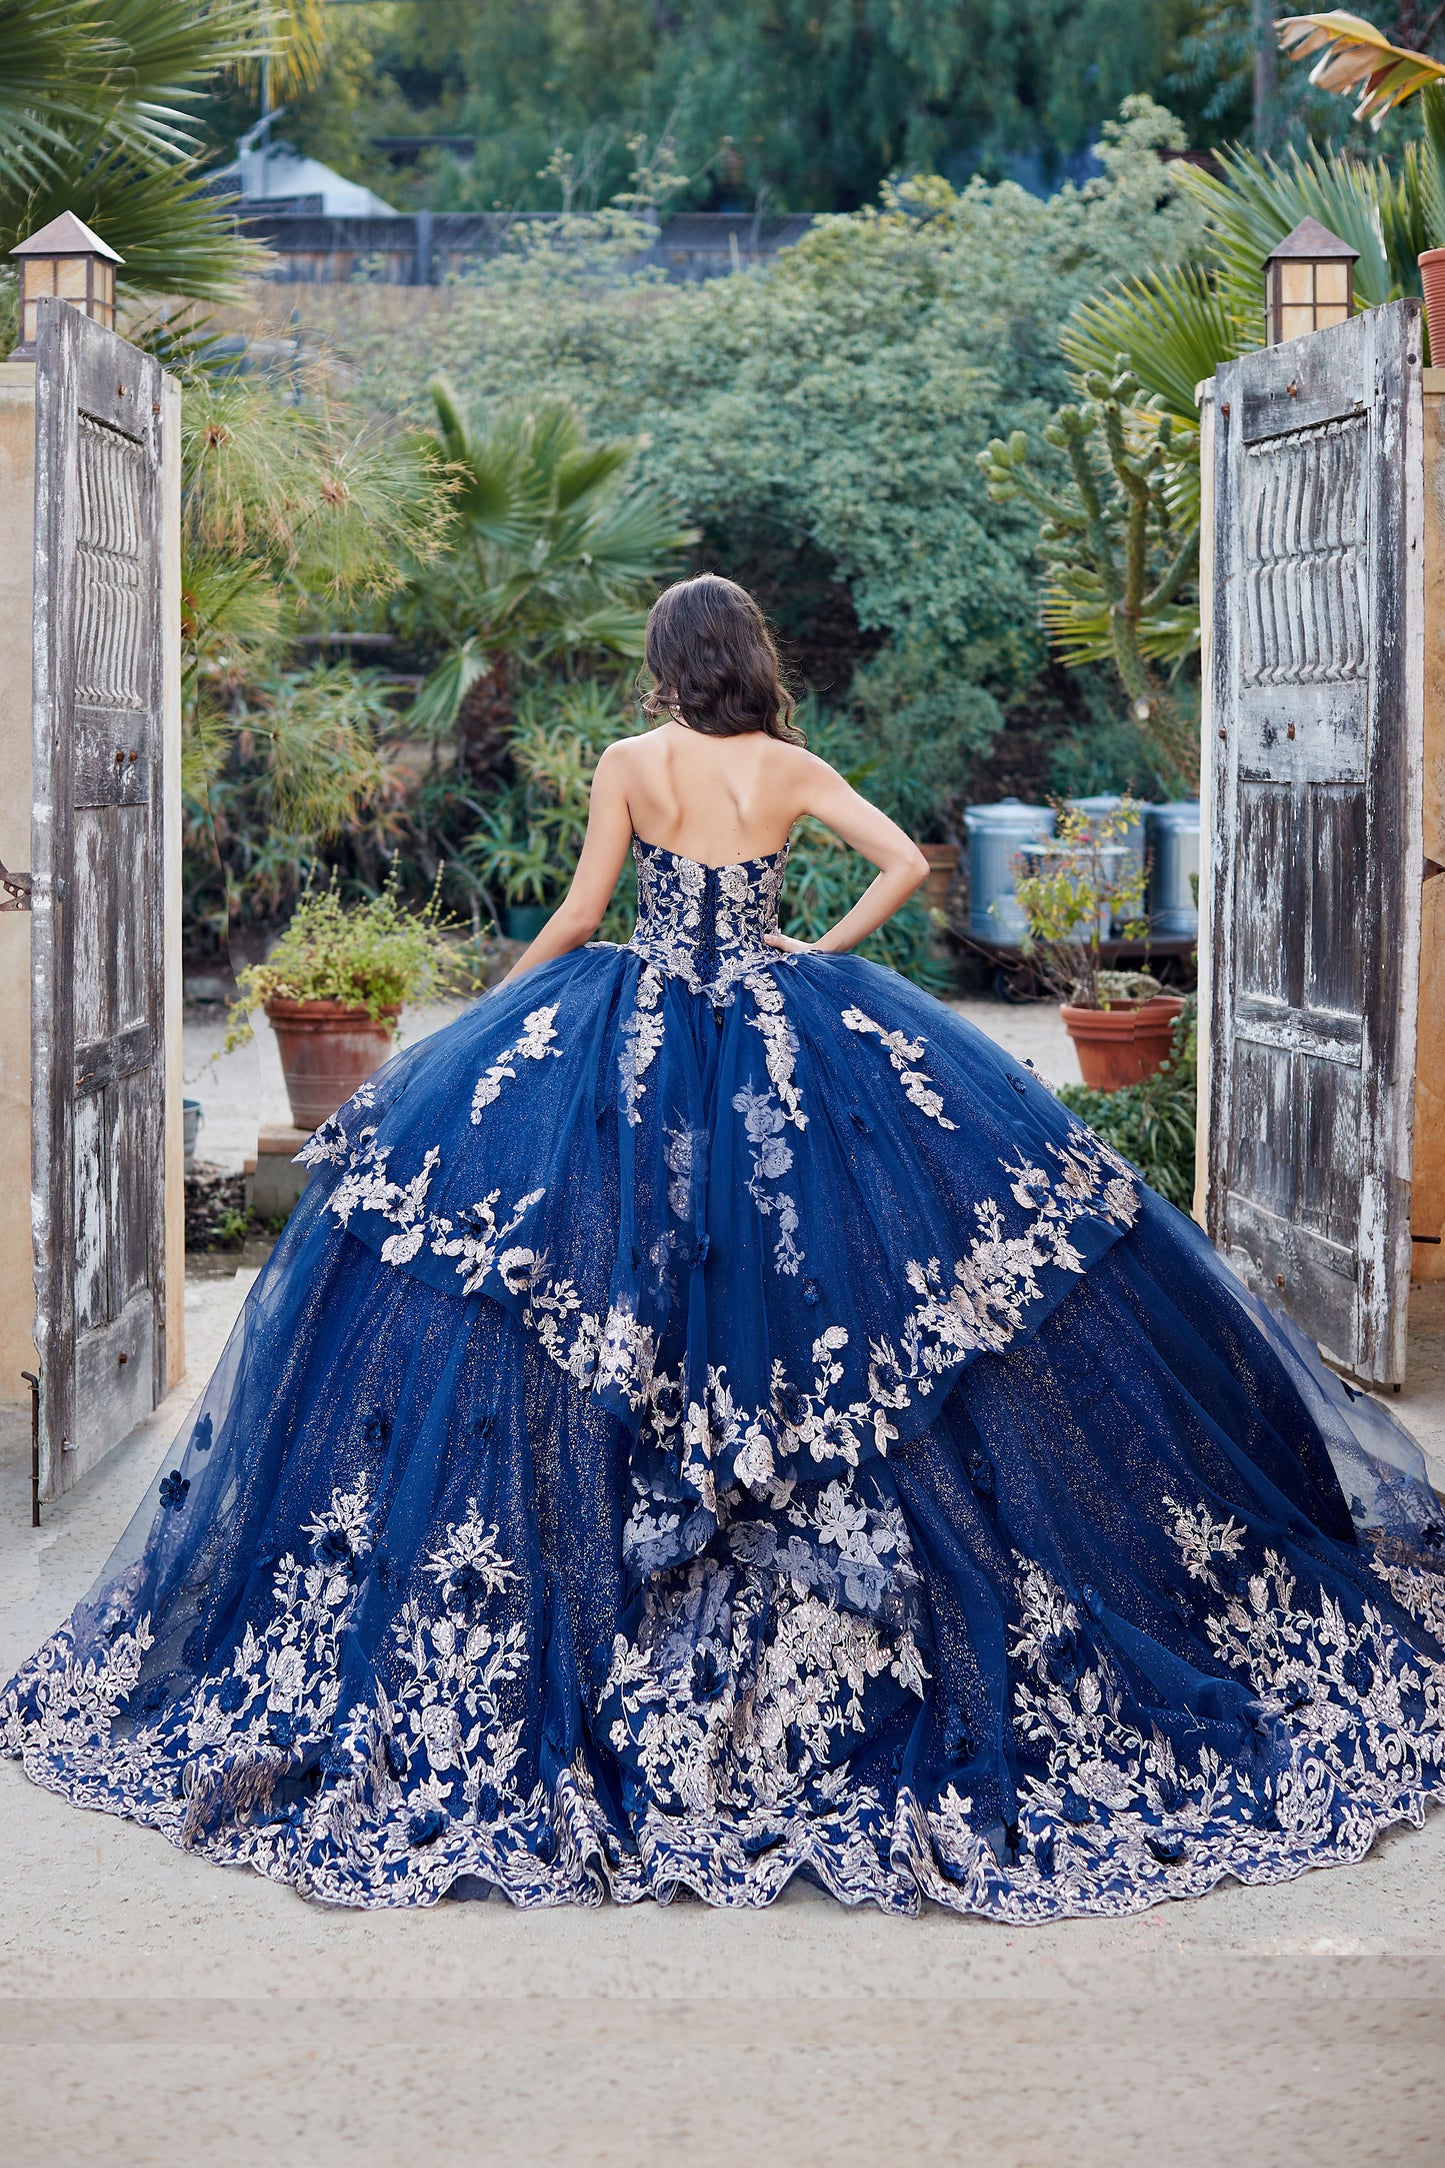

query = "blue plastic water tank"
[962, 799, 1056, 943]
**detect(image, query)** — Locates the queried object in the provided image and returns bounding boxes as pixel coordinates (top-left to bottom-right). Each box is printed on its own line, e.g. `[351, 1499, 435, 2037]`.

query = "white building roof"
[219, 139, 400, 219]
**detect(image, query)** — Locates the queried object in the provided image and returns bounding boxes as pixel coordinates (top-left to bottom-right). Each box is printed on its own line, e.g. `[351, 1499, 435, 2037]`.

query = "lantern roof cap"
[10, 211, 123, 265]
[1264, 216, 1360, 266]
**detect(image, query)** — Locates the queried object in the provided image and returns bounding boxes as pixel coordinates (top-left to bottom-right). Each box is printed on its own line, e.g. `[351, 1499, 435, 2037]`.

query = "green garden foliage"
[0, 0, 276, 306]
[1057, 996, 1198, 1207]
[337, 100, 1206, 850]
[225, 873, 478, 1046]
[251, 0, 1213, 218]
[179, 356, 457, 949]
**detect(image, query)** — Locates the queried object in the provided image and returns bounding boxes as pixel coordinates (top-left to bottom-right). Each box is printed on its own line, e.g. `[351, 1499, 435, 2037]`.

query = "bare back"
[492, 716, 929, 987]
[611, 722, 809, 865]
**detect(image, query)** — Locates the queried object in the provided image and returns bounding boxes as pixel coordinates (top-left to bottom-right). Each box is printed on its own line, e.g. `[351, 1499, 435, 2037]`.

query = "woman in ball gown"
[6, 574, 1444, 1917]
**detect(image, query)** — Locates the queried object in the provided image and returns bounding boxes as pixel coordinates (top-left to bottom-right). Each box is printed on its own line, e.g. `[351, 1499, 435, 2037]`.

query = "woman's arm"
[490, 744, 635, 990]
[763, 752, 930, 957]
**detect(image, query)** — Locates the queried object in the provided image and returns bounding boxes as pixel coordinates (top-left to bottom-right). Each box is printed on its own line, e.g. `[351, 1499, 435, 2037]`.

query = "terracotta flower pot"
[919, 842, 959, 916]
[265, 999, 400, 1132]
[1060, 992, 1184, 1092]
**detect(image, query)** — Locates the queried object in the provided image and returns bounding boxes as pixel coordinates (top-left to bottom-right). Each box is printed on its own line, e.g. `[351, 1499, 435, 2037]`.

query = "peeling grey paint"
[1208, 302, 1424, 1384]
[31, 299, 167, 1497]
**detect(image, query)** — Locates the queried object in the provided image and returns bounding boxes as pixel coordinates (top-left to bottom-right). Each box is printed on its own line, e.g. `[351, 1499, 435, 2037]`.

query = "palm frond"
[409, 638, 493, 736]
[5, 139, 264, 297]
[1174, 141, 1398, 309]
[0, 0, 121, 192]
[553, 439, 638, 509]
[1062, 267, 1249, 427]
[1277, 12, 1445, 126]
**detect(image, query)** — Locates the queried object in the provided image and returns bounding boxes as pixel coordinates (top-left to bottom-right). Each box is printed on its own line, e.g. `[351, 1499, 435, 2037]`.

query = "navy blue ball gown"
[6, 837, 1445, 1916]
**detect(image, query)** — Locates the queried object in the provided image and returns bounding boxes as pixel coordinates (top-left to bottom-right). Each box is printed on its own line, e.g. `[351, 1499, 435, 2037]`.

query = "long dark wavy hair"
[641, 574, 803, 741]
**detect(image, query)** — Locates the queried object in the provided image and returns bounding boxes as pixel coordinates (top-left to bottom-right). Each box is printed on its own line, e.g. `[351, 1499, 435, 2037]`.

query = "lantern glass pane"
[56, 258, 88, 301]
[1281, 303, 1316, 341]
[1315, 302, 1349, 329]
[1279, 261, 1314, 305]
[22, 298, 38, 345]
[1316, 261, 1349, 305]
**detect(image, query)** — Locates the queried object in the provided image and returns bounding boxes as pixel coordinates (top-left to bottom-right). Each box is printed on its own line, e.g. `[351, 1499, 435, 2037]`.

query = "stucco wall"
[1414, 373, 1445, 1282]
[0, 363, 37, 1402]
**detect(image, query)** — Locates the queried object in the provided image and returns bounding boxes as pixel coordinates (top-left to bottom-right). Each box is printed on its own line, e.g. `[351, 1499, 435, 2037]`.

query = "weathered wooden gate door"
[32, 297, 168, 1497]
[1208, 299, 1423, 1384]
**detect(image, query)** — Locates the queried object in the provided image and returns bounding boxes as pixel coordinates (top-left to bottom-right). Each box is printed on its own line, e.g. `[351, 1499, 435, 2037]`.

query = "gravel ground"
[2, 998, 1442, 2166]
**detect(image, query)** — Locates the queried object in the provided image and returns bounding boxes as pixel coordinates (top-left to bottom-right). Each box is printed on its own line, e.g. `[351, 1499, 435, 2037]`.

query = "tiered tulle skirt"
[5, 946, 1444, 1915]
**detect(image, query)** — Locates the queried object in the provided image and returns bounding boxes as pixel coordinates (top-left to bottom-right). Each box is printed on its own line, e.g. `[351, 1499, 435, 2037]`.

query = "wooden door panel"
[74, 414, 147, 707]
[32, 299, 167, 1495]
[75, 1288, 153, 1445]
[1236, 784, 1292, 1003]
[1241, 416, 1368, 685]
[73, 1092, 108, 1332]
[115, 806, 148, 1029]
[71, 810, 109, 1048]
[1306, 785, 1367, 1015]
[1229, 1040, 1295, 1218]
[1209, 301, 1424, 1383]
[1298, 1052, 1362, 1247]
[74, 710, 151, 806]
[112, 1068, 154, 1305]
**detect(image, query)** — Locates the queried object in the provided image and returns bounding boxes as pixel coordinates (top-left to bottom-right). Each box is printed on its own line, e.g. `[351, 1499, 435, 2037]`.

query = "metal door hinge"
[0, 860, 66, 911]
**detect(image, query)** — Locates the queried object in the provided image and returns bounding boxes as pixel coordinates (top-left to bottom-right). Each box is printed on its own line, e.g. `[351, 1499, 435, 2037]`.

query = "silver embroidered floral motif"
[470, 1004, 562, 1122]
[841, 1006, 957, 1129]
[626, 839, 788, 1003]
[618, 965, 665, 1125]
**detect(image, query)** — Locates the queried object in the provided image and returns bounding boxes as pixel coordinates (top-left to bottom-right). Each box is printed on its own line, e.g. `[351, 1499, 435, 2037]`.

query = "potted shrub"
[1012, 802, 1183, 1091]
[226, 880, 476, 1131]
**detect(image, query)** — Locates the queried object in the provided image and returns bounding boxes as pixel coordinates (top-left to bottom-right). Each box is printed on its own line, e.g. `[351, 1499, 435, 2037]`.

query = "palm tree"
[0, 0, 329, 304]
[403, 379, 696, 779]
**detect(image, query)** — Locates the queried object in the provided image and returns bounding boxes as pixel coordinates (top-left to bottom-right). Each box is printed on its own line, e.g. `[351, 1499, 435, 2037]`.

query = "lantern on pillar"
[1263, 218, 1359, 347]
[8, 211, 124, 360]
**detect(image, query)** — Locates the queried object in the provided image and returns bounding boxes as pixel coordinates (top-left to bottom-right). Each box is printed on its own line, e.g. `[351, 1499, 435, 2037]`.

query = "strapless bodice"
[626, 835, 789, 1001]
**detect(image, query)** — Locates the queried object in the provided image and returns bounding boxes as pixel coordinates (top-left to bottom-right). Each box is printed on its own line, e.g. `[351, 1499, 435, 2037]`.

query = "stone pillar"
[0, 363, 38, 1402]
[1414, 369, 1445, 1281]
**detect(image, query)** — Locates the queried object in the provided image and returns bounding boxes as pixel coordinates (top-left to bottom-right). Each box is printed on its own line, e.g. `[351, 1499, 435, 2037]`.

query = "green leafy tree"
[298, 98, 1205, 829]
[275, 0, 1217, 215]
[989, 30, 1445, 758]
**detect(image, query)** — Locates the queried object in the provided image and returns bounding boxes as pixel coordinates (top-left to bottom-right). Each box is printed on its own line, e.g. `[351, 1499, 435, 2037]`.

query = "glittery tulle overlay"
[5, 840, 1444, 1914]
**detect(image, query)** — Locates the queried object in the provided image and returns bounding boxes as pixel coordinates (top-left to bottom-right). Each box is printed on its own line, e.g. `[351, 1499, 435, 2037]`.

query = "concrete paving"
[2, 1001, 1443, 2166]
